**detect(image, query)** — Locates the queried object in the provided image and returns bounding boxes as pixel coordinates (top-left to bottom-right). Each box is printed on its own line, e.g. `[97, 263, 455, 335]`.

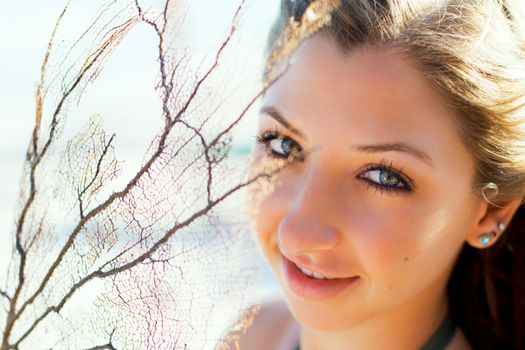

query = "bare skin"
[236, 299, 470, 350]
[244, 34, 522, 350]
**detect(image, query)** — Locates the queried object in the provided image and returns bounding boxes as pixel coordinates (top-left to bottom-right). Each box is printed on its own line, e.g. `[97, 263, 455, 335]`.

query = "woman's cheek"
[247, 152, 281, 240]
[350, 207, 415, 276]
[345, 195, 437, 288]
[252, 191, 280, 250]
[249, 171, 298, 257]
[357, 202, 461, 302]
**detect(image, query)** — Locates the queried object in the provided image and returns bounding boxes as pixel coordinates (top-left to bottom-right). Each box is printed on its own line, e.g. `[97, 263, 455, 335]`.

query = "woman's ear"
[466, 197, 523, 249]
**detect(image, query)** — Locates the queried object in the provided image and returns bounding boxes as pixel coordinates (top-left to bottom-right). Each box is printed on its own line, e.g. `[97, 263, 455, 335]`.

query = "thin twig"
[12, 20, 139, 328]
[0, 289, 10, 302]
[77, 134, 116, 219]
[12, 160, 278, 348]
[1, 5, 70, 348]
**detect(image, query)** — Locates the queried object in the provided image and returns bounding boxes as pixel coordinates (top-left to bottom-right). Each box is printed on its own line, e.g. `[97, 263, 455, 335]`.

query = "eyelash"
[255, 128, 415, 195]
[255, 127, 305, 161]
[360, 160, 414, 195]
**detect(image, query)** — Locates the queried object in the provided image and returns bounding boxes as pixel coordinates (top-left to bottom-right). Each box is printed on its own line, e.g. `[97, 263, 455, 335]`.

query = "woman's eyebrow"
[351, 143, 435, 168]
[259, 105, 434, 168]
[259, 106, 305, 138]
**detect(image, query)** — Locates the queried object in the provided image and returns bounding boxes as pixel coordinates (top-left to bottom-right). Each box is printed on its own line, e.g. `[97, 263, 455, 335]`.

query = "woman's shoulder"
[231, 298, 299, 350]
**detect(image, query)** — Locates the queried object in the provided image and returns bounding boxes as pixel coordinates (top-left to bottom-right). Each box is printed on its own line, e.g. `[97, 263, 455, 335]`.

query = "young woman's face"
[248, 34, 485, 330]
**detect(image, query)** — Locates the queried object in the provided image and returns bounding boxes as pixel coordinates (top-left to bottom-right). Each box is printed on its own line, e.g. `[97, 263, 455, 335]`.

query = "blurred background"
[0, 0, 284, 346]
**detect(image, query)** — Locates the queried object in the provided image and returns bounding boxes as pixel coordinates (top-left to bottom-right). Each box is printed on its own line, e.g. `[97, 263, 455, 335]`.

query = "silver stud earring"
[498, 222, 506, 232]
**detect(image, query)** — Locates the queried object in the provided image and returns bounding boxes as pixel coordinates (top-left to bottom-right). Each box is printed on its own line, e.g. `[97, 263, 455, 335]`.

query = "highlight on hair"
[266, 1, 525, 348]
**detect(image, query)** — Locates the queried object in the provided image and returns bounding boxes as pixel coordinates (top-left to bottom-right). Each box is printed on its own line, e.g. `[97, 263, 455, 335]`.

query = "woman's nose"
[278, 169, 341, 256]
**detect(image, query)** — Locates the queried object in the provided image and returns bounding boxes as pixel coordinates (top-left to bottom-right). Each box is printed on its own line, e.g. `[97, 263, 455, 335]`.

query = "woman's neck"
[299, 280, 450, 350]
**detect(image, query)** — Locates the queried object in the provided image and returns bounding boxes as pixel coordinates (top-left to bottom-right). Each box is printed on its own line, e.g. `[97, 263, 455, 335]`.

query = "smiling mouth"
[294, 263, 329, 280]
[281, 255, 360, 301]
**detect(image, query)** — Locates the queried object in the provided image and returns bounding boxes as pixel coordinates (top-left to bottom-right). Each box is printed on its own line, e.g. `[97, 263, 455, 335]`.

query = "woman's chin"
[281, 292, 369, 331]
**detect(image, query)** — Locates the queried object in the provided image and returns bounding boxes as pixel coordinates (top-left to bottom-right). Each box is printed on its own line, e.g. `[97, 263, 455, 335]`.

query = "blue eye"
[358, 161, 414, 195]
[363, 169, 403, 187]
[255, 128, 304, 161]
[269, 137, 296, 157]
[255, 129, 414, 196]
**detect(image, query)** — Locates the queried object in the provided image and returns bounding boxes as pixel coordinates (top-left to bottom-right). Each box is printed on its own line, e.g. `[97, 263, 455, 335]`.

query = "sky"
[0, 0, 283, 303]
[0, 1, 284, 347]
[0, 0, 279, 250]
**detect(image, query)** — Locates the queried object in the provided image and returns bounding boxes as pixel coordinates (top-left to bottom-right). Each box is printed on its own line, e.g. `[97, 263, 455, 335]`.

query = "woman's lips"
[280, 254, 360, 301]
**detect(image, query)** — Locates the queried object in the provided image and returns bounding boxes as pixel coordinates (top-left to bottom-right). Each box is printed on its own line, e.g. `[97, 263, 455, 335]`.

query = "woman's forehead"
[267, 35, 438, 110]
[260, 34, 473, 171]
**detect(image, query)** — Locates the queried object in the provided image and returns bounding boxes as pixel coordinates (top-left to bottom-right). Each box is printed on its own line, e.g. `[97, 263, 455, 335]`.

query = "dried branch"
[3, 3, 69, 338]
[11, 61, 285, 345]
[1, 0, 315, 348]
[12, 159, 276, 349]
[77, 134, 116, 219]
[30, 1, 69, 163]
[7, 21, 139, 341]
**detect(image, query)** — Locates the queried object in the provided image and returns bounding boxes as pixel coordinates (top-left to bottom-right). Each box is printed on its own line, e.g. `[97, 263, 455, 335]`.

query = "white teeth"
[296, 264, 328, 280]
